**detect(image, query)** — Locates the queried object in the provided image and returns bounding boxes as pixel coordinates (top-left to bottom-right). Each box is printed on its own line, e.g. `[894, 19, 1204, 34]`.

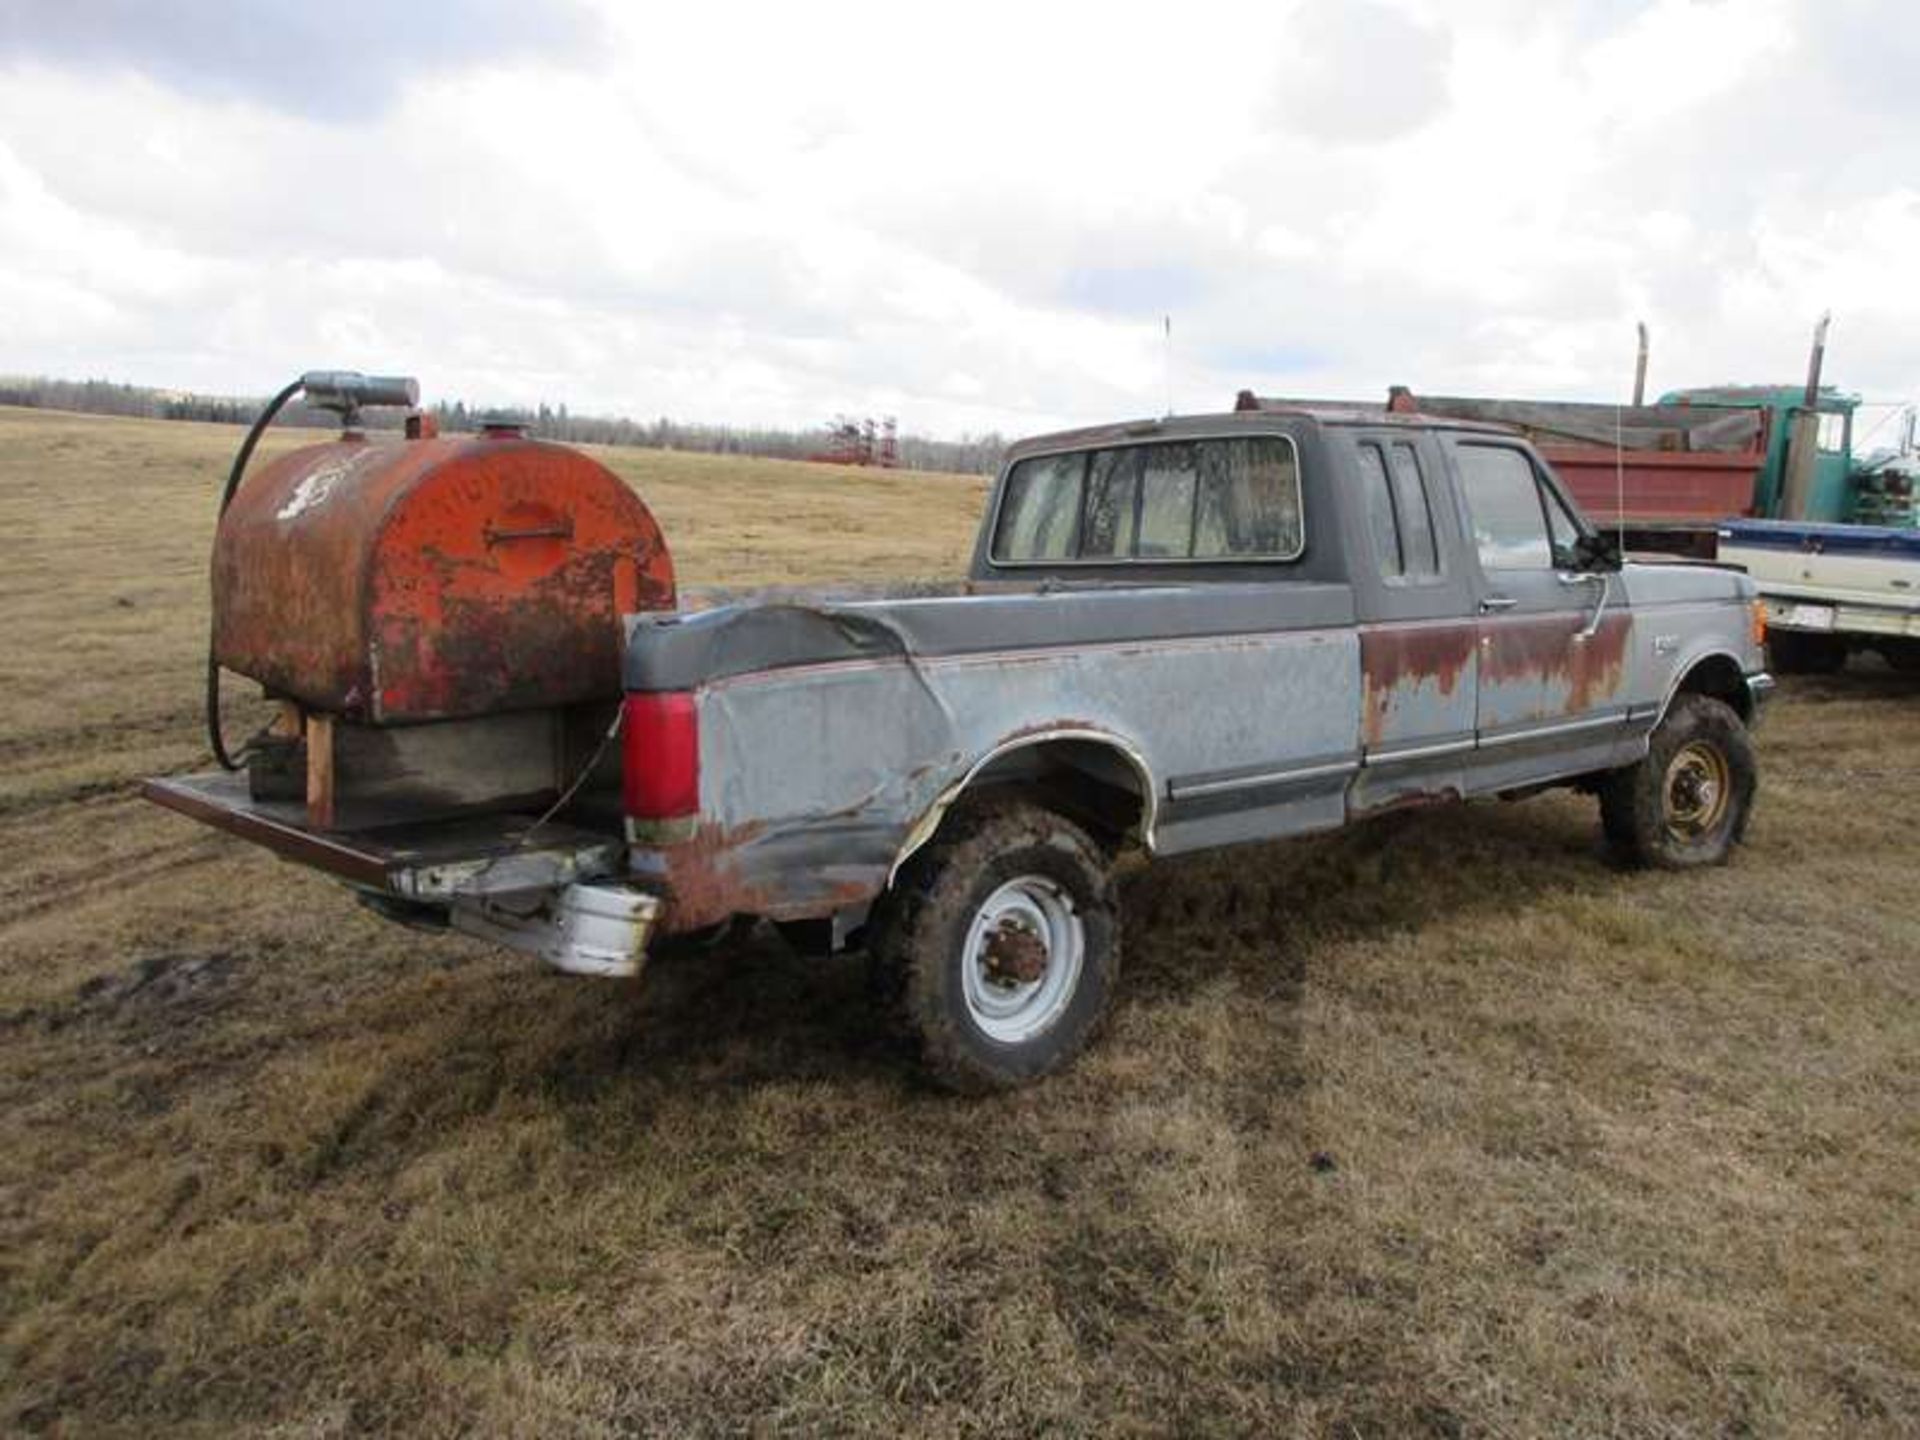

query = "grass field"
[2, 405, 1916, 1437]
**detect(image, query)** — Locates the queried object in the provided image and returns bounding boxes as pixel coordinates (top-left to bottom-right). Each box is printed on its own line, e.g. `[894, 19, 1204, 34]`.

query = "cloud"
[0, 0, 601, 120]
[0, 0, 1915, 439]
[1269, 1, 1451, 144]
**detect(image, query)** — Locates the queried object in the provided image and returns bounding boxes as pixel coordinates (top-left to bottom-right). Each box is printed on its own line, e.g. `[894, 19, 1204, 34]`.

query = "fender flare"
[887, 726, 1159, 885]
[1652, 647, 1755, 728]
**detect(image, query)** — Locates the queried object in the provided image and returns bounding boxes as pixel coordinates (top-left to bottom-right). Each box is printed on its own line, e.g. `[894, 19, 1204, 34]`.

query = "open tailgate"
[142, 771, 624, 900]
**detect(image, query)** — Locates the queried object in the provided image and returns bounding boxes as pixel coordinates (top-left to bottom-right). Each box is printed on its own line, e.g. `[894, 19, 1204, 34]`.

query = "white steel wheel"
[873, 797, 1119, 1091]
[958, 875, 1086, 1044]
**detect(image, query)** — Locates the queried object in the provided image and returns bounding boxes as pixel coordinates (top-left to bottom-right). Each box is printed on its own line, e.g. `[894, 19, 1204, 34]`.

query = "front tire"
[1599, 693, 1757, 869]
[871, 796, 1119, 1092]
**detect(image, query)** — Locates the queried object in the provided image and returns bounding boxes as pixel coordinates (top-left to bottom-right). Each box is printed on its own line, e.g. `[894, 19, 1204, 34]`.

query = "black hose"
[207, 376, 306, 770]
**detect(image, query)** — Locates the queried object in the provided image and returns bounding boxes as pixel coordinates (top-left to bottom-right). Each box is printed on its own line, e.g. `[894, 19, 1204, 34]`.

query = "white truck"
[1718, 518, 1920, 674]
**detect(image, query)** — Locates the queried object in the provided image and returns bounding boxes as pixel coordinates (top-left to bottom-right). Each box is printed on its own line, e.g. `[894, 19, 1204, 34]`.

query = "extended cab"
[150, 403, 1771, 1089]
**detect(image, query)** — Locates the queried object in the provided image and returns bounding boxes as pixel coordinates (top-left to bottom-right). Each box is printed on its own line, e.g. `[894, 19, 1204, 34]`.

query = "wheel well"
[1673, 653, 1751, 723]
[892, 735, 1154, 880]
[967, 737, 1151, 845]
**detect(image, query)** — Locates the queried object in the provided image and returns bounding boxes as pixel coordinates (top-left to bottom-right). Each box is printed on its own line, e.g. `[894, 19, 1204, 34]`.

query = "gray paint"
[626, 580, 1357, 691]
[619, 410, 1768, 929]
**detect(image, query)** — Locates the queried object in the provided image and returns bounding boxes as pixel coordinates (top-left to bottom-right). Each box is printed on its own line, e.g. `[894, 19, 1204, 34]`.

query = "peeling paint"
[214, 434, 676, 722]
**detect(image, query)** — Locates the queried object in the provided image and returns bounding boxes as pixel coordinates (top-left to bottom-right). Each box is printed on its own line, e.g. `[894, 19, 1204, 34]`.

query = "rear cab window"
[990, 435, 1304, 565]
[1355, 437, 1443, 583]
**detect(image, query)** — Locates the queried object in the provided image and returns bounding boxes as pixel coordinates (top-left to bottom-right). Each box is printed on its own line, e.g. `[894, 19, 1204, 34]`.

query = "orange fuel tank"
[213, 426, 675, 724]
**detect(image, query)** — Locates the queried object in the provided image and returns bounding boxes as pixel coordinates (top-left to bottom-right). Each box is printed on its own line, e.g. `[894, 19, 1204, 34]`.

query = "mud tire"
[870, 796, 1118, 1092]
[1599, 693, 1757, 869]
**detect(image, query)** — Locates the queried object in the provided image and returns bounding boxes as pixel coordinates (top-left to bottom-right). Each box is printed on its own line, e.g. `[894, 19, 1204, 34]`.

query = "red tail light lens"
[622, 691, 699, 820]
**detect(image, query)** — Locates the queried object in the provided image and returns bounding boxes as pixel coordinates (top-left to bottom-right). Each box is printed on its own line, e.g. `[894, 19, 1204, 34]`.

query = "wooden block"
[307, 712, 337, 830]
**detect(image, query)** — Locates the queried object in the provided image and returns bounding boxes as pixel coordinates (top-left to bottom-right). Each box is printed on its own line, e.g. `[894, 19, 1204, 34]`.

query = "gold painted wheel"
[1600, 693, 1757, 870]
[1662, 739, 1731, 842]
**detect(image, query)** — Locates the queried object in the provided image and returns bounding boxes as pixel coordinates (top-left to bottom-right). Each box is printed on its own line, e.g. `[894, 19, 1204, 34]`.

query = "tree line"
[0, 375, 1008, 476]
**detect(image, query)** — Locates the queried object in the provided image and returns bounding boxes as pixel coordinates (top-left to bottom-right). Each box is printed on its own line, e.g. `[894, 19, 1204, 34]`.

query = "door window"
[1542, 482, 1583, 569]
[1456, 444, 1553, 570]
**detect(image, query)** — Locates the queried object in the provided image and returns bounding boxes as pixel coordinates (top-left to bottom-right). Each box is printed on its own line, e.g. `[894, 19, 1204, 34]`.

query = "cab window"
[1456, 444, 1557, 570]
[1388, 443, 1441, 576]
[992, 452, 1082, 561]
[1356, 438, 1444, 582]
[1817, 411, 1848, 454]
[1080, 448, 1139, 559]
[1355, 442, 1402, 576]
[991, 436, 1302, 564]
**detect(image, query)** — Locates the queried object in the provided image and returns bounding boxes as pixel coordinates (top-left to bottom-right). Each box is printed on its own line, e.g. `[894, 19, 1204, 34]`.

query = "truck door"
[1446, 439, 1632, 784]
[1346, 431, 1480, 813]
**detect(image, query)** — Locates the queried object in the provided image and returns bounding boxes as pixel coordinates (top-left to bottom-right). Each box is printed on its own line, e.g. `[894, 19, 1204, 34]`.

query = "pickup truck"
[149, 401, 1772, 1090]
[1717, 517, 1920, 674]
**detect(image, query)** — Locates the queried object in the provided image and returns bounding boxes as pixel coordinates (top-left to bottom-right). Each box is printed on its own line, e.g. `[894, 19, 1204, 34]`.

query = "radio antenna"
[1163, 314, 1173, 418]
[1615, 401, 1627, 556]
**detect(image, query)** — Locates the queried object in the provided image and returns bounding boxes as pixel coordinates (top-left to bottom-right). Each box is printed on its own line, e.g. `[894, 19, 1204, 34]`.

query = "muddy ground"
[2, 407, 1916, 1437]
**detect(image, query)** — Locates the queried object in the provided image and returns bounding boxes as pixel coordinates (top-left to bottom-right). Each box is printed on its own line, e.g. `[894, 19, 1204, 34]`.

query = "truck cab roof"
[1003, 405, 1514, 465]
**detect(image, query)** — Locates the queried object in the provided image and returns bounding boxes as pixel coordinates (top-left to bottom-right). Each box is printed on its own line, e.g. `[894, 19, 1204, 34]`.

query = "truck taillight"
[622, 691, 699, 819]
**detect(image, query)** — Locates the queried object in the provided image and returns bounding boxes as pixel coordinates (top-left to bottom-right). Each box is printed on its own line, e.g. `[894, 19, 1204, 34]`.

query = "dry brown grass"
[1, 405, 1916, 1437]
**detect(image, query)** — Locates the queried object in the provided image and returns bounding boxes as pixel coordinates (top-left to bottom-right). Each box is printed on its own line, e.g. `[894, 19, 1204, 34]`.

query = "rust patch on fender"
[638, 819, 768, 934]
[635, 819, 880, 935]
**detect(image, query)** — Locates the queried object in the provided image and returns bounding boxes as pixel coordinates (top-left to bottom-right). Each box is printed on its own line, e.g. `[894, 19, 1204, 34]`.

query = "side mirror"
[1573, 532, 1623, 572]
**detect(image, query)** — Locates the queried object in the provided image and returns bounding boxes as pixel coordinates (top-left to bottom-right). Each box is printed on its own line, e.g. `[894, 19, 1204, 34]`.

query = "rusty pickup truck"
[149, 394, 1771, 1090]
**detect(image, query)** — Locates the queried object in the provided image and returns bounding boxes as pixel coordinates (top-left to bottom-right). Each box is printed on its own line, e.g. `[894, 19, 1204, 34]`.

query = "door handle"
[1480, 595, 1517, 612]
[1575, 573, 1612, 641]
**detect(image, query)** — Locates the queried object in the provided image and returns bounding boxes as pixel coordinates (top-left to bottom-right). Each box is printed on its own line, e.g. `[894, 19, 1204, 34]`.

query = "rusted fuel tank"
[213, 424, 675, 724]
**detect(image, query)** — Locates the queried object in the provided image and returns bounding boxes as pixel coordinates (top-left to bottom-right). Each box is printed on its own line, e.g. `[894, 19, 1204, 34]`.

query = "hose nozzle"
[301, 370, 420, 415]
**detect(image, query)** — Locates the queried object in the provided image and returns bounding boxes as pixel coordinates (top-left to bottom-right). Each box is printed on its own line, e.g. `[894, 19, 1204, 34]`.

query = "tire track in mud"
[0, 786, 149, 849]
[0, 775, 147, 822]
[0, 705, 202, 767]
[0, 698, 227, 824]
[0, 836, 229, 932]
[0, 752, 209, 822]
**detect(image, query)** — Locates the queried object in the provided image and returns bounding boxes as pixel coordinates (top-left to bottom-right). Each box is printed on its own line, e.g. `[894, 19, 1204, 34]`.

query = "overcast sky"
[1, 0, 1915, 439]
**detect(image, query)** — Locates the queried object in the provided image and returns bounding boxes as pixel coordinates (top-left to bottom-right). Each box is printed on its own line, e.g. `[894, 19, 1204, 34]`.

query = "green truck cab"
[1659, 384, 1862, 524]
